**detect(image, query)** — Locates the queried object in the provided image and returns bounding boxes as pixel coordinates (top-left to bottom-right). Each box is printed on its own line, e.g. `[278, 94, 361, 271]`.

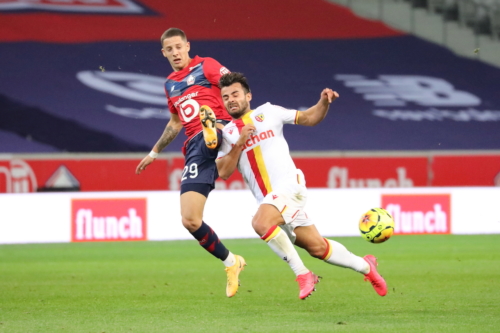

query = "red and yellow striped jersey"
[218, 103, 300, 203]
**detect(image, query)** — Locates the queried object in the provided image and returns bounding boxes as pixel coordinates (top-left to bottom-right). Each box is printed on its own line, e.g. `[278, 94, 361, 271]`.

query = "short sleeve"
[164, 87, 178, 115]
[167, 97, 177, 115]
[217, 134, 232, 159]
[203, 57, 230, 86]
[269, 103, 299, 125]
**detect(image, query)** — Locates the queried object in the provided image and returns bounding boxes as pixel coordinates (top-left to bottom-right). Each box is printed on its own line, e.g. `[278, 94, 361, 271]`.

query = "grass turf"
[1, 235, 499, 332]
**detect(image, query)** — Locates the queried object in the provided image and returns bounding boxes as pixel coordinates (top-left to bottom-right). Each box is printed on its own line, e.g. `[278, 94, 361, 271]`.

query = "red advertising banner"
[71, 198, 147, 242]
[2, 153, 500, 193]
[382, 194, 451, 235]
[294, 157, 428, 188]
[0, 157, 168, 193]
[431, 155, 500, 186]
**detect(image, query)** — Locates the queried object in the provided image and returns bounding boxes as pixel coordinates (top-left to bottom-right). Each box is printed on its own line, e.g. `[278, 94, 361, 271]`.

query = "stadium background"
[1, 2, 500, 332]
[2, 0, 500, 191]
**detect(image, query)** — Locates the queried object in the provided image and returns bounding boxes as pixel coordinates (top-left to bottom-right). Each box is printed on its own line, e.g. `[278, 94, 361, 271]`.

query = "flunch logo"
[255, 113, 265, 122]
[0, 0, 148, 14]
[72, 198, 147, 242]
[232, 130, 275, 150]
[382, 194, 451, 235]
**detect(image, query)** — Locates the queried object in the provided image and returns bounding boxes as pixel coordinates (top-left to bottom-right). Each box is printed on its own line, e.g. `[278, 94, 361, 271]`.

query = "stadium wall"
[0, 187, 499, 244]
[1, 151, 500, 193]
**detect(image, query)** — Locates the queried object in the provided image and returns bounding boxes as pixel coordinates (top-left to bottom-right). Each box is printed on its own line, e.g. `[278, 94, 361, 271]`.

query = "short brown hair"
[160, 28, 187, 46]
[219, 72, 251, 93]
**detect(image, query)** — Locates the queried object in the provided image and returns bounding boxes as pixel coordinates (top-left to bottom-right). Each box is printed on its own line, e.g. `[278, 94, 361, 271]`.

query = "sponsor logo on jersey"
[220, 67, 230, 75]
[0, 0, 148, 14]
[0, 159, 37, 193]
[187, 74, 195, 86]
[255, 113, 265, 122]
[173, 91, 199, 108]
[71, 198, 147, 242]
[335, 74, 500, 122]
[382, 194, 451, 234]
[231, 129, 275, 150]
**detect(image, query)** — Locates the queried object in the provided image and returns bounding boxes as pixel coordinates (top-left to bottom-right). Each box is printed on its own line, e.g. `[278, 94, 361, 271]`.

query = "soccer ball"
[359, 208, 395, 243]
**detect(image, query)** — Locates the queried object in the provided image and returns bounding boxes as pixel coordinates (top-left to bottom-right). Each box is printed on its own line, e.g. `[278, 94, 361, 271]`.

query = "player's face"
[161, 36, 191, 71]
[221, 83, 252, 119]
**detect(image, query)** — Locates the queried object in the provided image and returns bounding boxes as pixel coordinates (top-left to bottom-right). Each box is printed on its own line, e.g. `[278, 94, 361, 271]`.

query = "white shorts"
[261, 170, 313, 243]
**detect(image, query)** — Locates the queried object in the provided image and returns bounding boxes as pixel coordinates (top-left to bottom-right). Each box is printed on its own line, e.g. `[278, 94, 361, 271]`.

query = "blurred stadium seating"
[424, 0, 500, 36]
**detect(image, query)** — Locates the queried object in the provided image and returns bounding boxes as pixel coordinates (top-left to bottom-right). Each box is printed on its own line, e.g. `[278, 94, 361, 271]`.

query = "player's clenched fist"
[321, 88, 339, 104]
[236, 124, 256, 147]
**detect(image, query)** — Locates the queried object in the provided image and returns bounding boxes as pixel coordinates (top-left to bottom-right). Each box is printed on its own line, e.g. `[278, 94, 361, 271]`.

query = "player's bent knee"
[252, 218, 278, 237]
[181, 216, 202, 232]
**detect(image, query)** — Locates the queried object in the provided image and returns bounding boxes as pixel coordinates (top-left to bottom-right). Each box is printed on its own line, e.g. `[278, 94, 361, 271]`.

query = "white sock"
[262, 226, 309, 276]
[223, 252, 236, 267]
[323, 238, 370, 274]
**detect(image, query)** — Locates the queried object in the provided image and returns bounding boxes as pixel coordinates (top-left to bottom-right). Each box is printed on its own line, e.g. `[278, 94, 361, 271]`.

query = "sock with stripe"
[321, 238, 370, 274]
[190, 221, 231, 265]
[261, 225, 309, 276]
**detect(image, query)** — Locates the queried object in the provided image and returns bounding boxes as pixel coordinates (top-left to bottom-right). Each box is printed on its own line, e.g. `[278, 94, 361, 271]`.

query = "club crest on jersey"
[272, 195, 278, 200]
[187, 75, 195, 86]
[255, 113, 265, 122]
[228, 129, 234, 134]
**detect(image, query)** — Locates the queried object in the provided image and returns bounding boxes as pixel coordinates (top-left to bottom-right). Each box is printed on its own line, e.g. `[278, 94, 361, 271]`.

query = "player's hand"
[320, 88, 339, 104]
[135, 155, 155, 174]
[236, 124, 256, 147]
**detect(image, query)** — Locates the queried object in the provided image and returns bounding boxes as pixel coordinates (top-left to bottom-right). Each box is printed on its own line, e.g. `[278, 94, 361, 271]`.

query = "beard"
[228, 100, 250, 119]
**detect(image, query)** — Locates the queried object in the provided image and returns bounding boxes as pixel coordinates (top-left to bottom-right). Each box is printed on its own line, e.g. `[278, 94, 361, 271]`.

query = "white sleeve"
[269, 103, 299, 125]
[216, 135, 232, 159]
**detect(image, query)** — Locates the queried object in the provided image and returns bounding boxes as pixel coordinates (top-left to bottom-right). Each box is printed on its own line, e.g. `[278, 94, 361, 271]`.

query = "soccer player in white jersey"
[216, 72, 387, 299]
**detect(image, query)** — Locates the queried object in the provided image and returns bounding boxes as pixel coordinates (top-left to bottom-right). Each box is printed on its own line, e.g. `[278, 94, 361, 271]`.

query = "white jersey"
[218, 102, 302, 203]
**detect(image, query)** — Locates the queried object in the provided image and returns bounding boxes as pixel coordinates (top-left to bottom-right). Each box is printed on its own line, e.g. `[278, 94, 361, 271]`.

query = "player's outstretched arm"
[135, 114, 183, 175]
[297, 88, 339, 127]
[216, 124, 255, 180]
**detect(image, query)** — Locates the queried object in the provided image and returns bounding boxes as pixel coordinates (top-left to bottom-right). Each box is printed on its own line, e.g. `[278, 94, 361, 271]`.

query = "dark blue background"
[1, 35, 499, 152]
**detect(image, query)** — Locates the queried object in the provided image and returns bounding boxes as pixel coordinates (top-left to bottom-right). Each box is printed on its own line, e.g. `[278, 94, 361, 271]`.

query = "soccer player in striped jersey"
[216, 72, 387, 299]
[135, 28, 245, 298]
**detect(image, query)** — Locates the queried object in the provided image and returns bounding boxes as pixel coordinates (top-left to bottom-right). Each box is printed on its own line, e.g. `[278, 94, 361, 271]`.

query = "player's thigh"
[180, 191, 207, 232]
[252, 204, 286, 236]
[293, 224, 327, 258]
[182, 135, 219, 187]
[180, 190, 207, 220]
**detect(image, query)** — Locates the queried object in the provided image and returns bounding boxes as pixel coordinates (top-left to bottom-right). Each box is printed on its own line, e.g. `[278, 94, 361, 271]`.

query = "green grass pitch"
[1, 235, 499, 332]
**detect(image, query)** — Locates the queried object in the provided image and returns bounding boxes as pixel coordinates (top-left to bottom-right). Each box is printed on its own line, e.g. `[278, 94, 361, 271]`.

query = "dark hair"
[160, 28, 187, 46]
[219, 72, 251, 93]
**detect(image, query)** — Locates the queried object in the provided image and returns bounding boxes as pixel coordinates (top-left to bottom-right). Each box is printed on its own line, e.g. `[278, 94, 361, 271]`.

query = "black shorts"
[179, 125, 226, 197]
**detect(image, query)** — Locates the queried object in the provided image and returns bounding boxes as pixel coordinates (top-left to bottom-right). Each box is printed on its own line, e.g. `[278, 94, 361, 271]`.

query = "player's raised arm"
[135, 113, 183, 174]
[216, 124, 256, 180]
[296, 88, 339, 127]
